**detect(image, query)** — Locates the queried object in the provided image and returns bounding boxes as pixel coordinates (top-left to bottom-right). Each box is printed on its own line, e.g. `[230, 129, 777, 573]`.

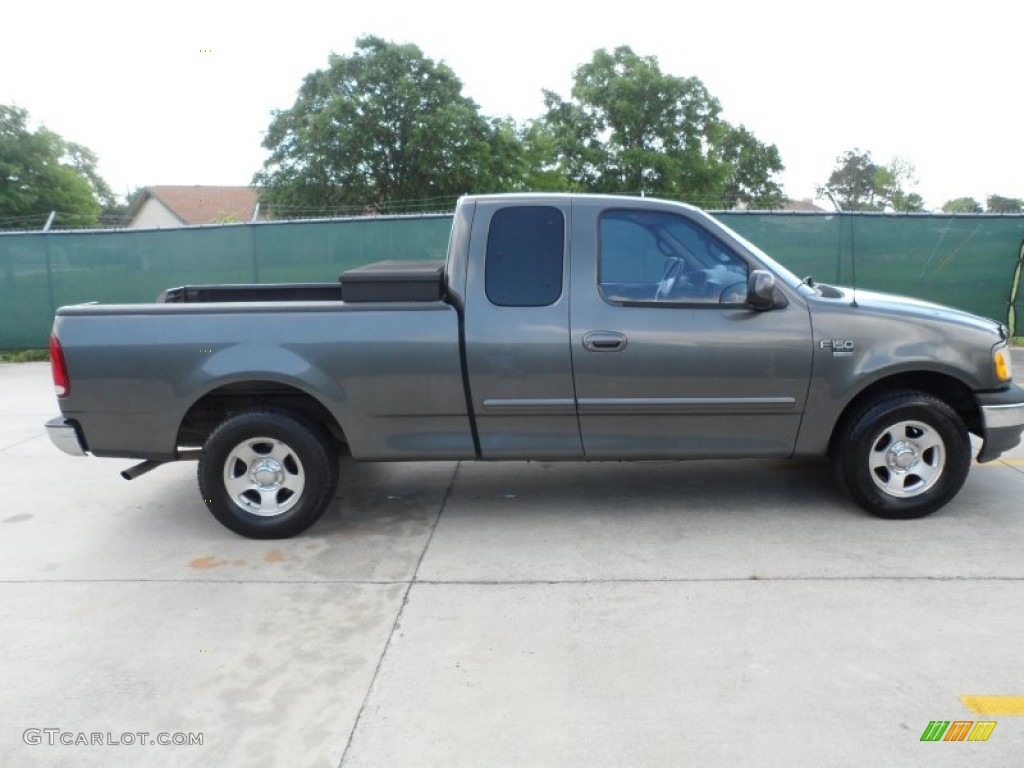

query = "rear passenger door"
[463, 201, 583, 458]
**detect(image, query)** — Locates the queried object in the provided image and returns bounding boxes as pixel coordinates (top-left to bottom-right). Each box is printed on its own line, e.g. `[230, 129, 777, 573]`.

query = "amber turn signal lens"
[994, 348, 1012, 382]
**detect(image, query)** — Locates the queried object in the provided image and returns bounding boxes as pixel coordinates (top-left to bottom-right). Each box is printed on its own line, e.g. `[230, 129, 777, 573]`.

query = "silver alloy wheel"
[223, 436, 305, 517]
[867, 419, 945, 498]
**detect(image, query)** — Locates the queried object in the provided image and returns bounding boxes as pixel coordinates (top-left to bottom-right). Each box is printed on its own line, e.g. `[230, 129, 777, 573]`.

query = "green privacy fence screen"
[718, 212, 1024, 336]
[2, 211, 1022, 349]
[0, 215, 453, 349]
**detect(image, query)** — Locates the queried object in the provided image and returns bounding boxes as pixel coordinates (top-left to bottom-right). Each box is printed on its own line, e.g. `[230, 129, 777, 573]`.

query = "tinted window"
[486, 206, 564, 307]
[599, 210, 748, 304]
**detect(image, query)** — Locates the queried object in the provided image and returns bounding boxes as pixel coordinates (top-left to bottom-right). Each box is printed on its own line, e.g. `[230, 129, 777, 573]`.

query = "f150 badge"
[820, 339, 855, 357]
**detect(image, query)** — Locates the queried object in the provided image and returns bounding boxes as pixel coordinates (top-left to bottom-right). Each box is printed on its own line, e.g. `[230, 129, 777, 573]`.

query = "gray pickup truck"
[46, 194, 1024, 538]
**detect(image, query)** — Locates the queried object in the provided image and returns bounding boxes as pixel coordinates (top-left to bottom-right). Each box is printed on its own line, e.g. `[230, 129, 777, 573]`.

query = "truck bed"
[53, 299, 472, 461]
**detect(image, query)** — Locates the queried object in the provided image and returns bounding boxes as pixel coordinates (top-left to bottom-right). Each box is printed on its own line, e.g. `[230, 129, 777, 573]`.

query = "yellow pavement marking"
[972, 459, 1024, 467]
[961, 696, 1024, 715]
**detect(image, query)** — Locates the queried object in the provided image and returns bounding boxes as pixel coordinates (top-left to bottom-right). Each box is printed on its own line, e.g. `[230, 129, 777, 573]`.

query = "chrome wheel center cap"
[887, 441, 919, 471]
[251, 458, 284, 488]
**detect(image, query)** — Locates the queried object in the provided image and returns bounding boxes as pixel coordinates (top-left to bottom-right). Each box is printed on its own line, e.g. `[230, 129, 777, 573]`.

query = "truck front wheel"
[198, 410, 338, 538]
[832, 391, 971, 519]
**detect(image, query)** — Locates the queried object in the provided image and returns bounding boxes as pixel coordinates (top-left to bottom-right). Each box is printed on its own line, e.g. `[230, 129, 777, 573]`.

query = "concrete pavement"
[1, 360, 1023, 767]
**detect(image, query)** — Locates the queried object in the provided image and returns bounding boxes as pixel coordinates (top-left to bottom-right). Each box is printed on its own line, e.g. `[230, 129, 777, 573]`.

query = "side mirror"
[747, 270, 778, 310]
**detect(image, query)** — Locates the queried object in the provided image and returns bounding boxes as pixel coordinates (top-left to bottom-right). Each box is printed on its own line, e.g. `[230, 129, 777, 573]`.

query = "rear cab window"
[485, 206, 565, 307]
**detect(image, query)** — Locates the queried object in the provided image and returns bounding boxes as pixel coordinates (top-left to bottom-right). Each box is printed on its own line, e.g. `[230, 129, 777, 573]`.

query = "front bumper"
[45, 416, 88, 457]
[976, 385, 1024, 462]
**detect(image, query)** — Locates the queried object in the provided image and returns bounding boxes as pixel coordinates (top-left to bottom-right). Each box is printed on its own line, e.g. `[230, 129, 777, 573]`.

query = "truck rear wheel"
[198, 410, 338, 538]
[832, 391, 970, 519]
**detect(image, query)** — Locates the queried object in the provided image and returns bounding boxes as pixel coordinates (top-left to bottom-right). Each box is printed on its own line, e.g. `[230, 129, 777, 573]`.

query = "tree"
[718, 125, 786, 209]
[512, 120, 575, 192]
[537, 46, 784, 208]
[880, 157, 925, 212]
[254, 36, 522, 215]
[99, 185, 144, 226]
[0, 104, 115, 229]
[986, 195, 1023, 213]
[941, 197, 983, 213]
[817, 149, 878, 211]
[818, 149, 923, 212]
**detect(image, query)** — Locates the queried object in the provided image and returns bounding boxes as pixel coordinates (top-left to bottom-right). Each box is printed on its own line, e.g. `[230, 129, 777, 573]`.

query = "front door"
[568, 200, 813, 458]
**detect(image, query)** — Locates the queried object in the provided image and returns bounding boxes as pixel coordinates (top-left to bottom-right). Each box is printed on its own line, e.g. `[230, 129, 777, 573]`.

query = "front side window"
[599, 210, 748, 305]
[486, 206, 564, 307]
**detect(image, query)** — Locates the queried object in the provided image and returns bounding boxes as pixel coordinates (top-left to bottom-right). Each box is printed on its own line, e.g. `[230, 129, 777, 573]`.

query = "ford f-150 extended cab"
[46, 194, 1024, 538]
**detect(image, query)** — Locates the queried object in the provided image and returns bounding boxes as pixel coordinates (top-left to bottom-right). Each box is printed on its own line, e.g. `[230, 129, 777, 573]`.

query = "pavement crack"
[998, 459, 1024, 475]
[3, 573, 1023, 587]
[0, 433, 44, 453]
[336, 460, 461, 768]
[411, 574, 1024, 585]
[0, 578, 411, 585]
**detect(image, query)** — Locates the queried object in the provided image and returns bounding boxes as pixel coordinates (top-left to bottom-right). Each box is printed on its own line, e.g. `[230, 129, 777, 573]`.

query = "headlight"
[994, 346, 1012, 382]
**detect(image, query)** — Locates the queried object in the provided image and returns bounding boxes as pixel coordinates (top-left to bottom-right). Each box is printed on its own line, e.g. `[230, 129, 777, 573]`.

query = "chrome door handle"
[582, 331, 628, 352]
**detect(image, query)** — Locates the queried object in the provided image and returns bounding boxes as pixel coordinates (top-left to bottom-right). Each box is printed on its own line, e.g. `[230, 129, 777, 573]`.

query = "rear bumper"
[45, 416, 88, 457]
[976, 385, 1024, 462]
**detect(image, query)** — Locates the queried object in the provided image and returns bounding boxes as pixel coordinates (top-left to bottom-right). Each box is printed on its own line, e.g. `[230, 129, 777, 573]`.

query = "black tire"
[831, 390, 970, 519]
[198, 410, 338, 538]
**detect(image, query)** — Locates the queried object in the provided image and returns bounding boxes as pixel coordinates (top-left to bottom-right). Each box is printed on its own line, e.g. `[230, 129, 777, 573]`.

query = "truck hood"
[812, 285, 1006, 337]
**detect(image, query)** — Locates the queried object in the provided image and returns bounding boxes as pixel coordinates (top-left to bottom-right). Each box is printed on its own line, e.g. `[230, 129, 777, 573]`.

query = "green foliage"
[818, 149, 923, 212]
[535, 46, 784, 208]
[718, 125, 786, 209]
[0, 348, 49, 362]
[254, 36, 522, 215]
[888, 188, 925, 213]
[0, 105, 114, 229]
[818, 149, 877, 210]
[883, 158, 925, 212]
[986, 195, 1023, 214]
[942, 197, 983, 213]
[255, 40, 787, 211]
[98, 185, 144, 225]
[515, 121, 575, 192]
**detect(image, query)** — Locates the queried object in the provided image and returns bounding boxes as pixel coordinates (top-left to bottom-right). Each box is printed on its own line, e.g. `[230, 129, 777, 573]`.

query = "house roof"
[780, 198, 828, 212]
[125, 186, 260, 225]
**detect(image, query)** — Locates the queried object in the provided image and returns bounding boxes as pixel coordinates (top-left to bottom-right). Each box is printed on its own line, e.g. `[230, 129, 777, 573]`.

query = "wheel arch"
[176, 380, 348, 452]
[828, 371, 980, 458]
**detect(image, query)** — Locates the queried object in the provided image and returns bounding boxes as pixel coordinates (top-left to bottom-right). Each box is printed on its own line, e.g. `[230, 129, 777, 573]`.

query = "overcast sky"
[3, 0, 1021, 210]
